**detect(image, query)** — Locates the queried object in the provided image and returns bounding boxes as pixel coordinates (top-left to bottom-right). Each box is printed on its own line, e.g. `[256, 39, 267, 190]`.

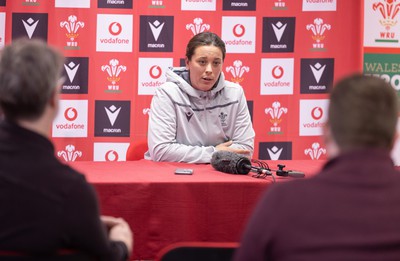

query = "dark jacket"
[0, 120, 128, 260]
[234, 148, 400, 261]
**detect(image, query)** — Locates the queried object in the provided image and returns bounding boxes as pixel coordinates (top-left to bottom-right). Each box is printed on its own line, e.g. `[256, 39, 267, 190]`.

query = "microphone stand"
[275, 164, 305, 178]
[250, 161, 306, 181]
[250, 159, 276, 183]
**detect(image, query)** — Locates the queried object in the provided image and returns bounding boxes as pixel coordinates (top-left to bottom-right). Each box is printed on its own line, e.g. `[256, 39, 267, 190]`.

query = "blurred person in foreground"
[145, 32, 255, 163]
[234, 74, 400, 261]
[0, 38, 132, 260]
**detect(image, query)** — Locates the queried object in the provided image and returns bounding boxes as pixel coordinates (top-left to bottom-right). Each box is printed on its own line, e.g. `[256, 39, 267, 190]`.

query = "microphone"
[276, 164, 305, 178]
[211, 151, 272, 175]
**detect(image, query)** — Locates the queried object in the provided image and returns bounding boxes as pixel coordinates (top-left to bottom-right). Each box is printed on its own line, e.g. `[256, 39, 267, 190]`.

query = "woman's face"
[186, 45, 223, 91]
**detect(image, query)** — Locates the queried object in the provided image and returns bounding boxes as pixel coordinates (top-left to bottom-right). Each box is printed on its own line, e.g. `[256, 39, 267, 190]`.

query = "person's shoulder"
[56, 163, 90, 187]
[224, 79, 242, 89]
[221, 80, 244, 97]
[158, 81, 180, 91]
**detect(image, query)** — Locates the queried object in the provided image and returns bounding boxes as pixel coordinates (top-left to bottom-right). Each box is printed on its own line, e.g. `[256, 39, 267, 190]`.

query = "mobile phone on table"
[174, 168, 193, 175]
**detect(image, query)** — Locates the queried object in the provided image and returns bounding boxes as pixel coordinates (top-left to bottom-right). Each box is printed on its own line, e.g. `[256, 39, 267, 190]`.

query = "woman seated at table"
[145, 32, 255, 164]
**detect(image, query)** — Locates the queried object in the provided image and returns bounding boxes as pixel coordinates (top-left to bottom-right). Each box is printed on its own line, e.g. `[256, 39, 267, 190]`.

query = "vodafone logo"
[311, 107, 323, 120]
[233, 24, 245, 37]
[149, 65, 162, 79]
[272, 66, 284, 79]
[96, 14, 132, 52]
[105, 150, 119, 161]
[64, 107, 78, 121]
[299, 99, 328, 136]
[109, 22, 122, 36]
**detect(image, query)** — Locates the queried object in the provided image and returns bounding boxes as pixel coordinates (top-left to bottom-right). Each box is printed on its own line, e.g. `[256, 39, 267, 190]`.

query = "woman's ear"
[185, 57, 190, 70]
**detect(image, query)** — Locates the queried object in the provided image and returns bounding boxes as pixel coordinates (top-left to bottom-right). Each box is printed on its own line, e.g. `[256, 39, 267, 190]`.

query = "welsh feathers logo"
[265, 101, 288, 134]
[57, 145, 83, 162]
[304, 142, 326, 160]
[373, 0, 400, 43]
[101, 59, 127, 92]
[60, 15, 85, 50]
[225, 60, 249, 83]
[186, 18, 210, 36]
[306, 18, 331, 51]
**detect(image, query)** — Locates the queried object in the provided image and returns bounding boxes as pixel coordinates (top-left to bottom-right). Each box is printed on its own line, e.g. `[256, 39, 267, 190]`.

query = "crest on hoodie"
[219, 112, 228, 126]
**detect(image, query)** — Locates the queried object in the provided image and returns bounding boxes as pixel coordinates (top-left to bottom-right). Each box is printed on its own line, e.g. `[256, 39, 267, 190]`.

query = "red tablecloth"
[69, 160, 325, 260]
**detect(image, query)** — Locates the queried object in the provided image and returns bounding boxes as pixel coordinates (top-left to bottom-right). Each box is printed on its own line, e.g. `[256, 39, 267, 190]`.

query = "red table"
[69, 160, 324, 260]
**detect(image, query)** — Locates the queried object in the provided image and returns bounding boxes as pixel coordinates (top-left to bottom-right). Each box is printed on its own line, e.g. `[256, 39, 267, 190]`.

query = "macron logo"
[22, 18, 39, 39]
[149, 20, 164, 41]
[271, 21, 287, 42]
[105, 105, 121, 126]
[310, 63, 326, 84]
[267, 146, 283, 160]
[64, 61, 80, 83]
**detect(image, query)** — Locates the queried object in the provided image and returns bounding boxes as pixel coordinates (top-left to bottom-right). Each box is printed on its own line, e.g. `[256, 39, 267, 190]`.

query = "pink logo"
[149, 65, 162, 79]
[105, 150, 119, 161]
[64, 107, 78, 121]
[272, 66, 284, 79]
[233, 24, 245, 37]
[109, 22, 122, 36]
[311, 107, 323, 120]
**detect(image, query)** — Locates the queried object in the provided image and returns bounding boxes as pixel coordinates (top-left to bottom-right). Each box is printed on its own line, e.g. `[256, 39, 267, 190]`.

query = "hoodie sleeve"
[147, 85, 216, 163]
[228, 86, 255, 158]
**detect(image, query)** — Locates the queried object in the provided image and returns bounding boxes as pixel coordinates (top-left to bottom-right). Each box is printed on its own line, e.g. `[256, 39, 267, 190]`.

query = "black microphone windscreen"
[211, 150, 251, 175]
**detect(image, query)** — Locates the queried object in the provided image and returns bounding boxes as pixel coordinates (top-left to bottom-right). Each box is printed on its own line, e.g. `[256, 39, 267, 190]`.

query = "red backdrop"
[0, 0, 363, 162]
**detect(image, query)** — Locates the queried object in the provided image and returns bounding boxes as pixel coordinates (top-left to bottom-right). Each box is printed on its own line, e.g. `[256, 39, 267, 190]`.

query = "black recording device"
[211, 151, 305, 178]
[211, 151, 271, 175]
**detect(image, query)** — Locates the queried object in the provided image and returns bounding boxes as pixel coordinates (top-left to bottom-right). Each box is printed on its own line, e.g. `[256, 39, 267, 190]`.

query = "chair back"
[155, 242, 239, 261]
[0, 250, 95, 261]
[126, 139, 148, 161]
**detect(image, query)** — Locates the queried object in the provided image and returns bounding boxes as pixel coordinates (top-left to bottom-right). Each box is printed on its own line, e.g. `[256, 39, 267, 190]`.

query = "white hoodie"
[145, 67, 255, 163]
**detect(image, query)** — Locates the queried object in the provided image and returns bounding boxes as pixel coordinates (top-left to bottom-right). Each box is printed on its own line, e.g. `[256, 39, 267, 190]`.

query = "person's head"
[326, 74, 398, 155]
[185, 32, 226, 91]
[0, 38, 64, 122]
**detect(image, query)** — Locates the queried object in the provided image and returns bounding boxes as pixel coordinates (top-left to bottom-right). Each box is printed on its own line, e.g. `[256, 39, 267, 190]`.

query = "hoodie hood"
[165, 67, 226, 99]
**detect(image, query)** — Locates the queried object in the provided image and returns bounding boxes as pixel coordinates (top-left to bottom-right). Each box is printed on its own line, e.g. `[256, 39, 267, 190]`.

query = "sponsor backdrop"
[1, 0, 363, 163]
[363, 0, 400, 165]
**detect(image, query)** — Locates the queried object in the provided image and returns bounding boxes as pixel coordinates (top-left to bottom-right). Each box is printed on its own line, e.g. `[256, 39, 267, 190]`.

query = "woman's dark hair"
[185, 32, 226, 61]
